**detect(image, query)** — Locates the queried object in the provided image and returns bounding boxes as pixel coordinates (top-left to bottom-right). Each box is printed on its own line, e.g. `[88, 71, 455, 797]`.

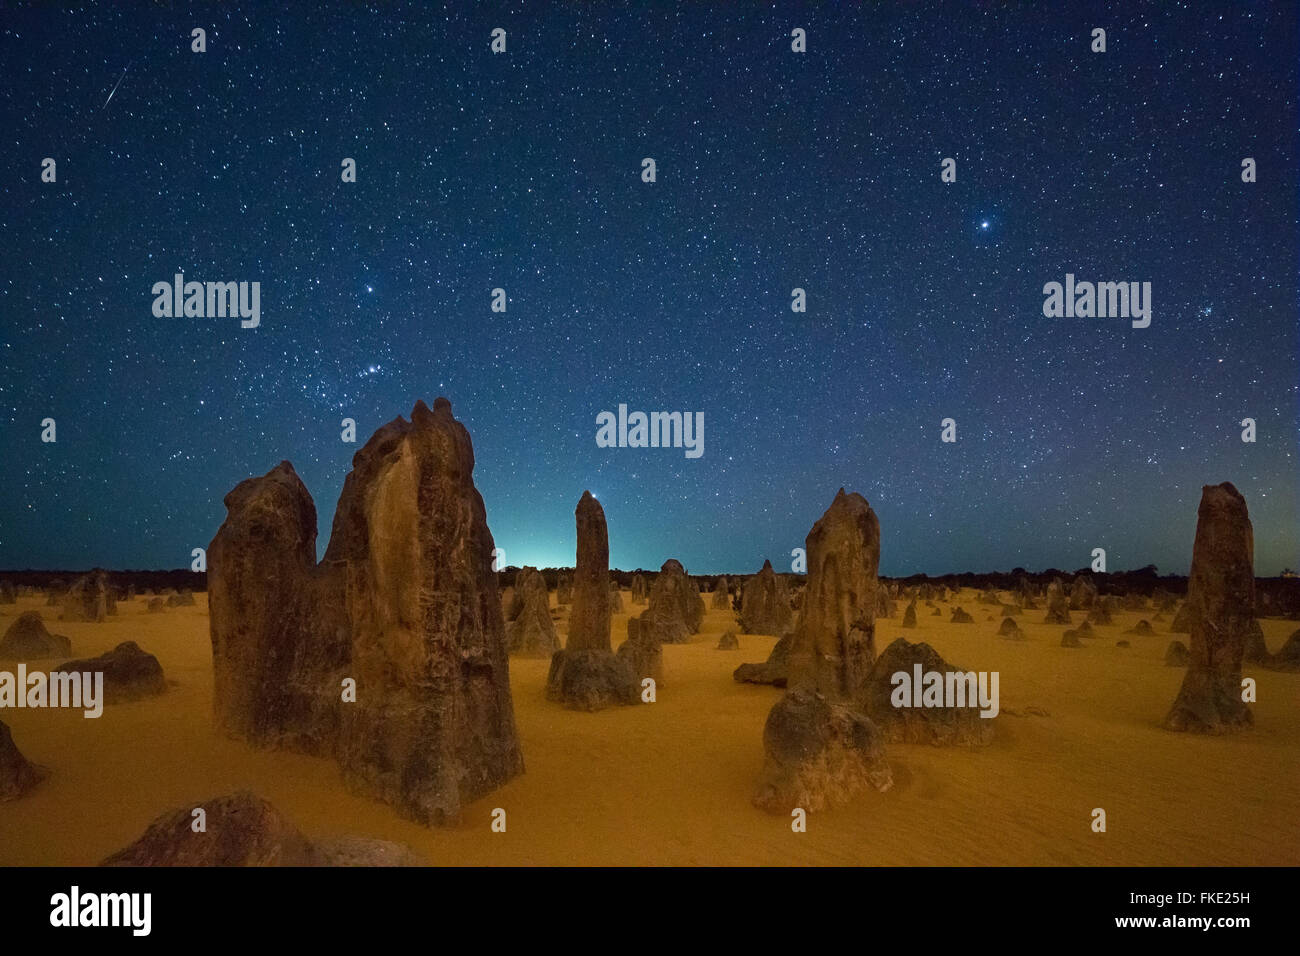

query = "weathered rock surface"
[950, 607, 974, 624]
[630, 574, 648, 605]
[208, 399, 524, 826]
[860, 638, 995, 745]
[752, 687, 892, 813]
[100, 791, 425, 866]
[716, 630, 739, 650]
[0, 611, 72, 660]
[901, 599, 917, 629]
[0, 718, 47, 802]
[1069, 575, 1097, 610]
[739, 560, 793, 635]
[1043, 580, 1071, 625]
[506, 567, 559, 658]
[146, 597, 166, 614]
[53, 641, 166, 703]
[711, 577, 731, 609]
[1164, 640, 1190, 666]
[1164, 483, 1255, 733]
[548, 492, 638, 710]
[59, 569, 116, 622]
[733, 632, 792, 686]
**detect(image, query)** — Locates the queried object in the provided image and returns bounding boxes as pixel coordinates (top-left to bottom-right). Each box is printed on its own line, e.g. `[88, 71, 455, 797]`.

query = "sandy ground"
[1, 590, 1297, 866]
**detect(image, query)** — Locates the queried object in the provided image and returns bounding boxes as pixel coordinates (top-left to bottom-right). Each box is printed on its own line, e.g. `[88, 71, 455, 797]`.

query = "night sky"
[2, 2, 1296, 576]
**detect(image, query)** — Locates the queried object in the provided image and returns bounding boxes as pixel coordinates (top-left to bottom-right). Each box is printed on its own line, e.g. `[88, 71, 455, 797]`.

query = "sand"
[1, 591, 1296, 866]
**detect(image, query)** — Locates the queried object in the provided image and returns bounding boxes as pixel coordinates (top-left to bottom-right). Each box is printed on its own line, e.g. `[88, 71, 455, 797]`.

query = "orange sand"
[1, 591, 1296, 866]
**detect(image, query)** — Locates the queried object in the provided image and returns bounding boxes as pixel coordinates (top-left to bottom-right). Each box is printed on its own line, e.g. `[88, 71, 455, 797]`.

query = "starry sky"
[2, 2, 1296, 576]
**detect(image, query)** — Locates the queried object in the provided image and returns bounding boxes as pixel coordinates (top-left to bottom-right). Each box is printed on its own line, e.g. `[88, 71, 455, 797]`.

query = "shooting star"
[101, 62, 131, 111]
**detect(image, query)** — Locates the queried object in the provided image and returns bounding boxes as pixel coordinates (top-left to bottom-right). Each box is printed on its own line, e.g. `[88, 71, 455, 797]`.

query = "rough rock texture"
[167, 589, 196, 607]
[146, 597, 166, 614]
[950, 607, 974, 624]
[628, 559, 705, 649]
[100, 791, 424, 866]
[0, 611, 72, 660]
[1043, 581, 1071, 625]
[208, 399, 524, 826]
[59, 569, 116, 622]
[630, 574, 648, 606]
[52, 641, 166, 703]
[0, 718, 47, 802]
[1126, 620, 1155, 637]
[1069, 575, 1097, 610]
[753, 490, 889, 814]
[1164, 640, 1190, 666]
[556, 574, 573, 607]
[860, 638, 995, 745]
[711, 576, 731, 609]
[785, 491, 880, 698]
[617, 616, 663, 687]
[1263, 630, 1300, 672]
[997, 618, 1025, 640]
[1086, 602, 1114, 626]
[877, 587, 896, 619]
[1164, 483, 1255, 733]
[547, 492, 638, 710]
[506, 567, 559, 658]
[733, 631, 792, 686]
[716, 630, 739, 650]
[901, 599, 917, 629]
[547, 649, 639, 711]
[739, 560, 793, 635]
[1242, 620, 1269, 664]
[751, 687, 892, 813]
[1170, 602, 1194, 634]
[1061, 631, 1083, 648]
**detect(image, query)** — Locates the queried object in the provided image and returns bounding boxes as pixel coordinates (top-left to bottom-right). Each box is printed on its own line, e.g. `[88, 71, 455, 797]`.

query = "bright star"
[980, 220, 990, 230]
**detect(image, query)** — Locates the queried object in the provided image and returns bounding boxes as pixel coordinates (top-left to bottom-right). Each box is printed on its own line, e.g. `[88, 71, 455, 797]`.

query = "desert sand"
[1, 590, 1296, 866]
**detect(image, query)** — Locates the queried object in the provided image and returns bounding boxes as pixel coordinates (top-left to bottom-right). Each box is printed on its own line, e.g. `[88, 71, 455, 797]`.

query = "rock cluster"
[208, 399, 524, 826]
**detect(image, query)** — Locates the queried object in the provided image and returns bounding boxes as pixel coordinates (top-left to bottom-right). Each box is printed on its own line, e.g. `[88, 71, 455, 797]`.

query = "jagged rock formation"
[548, 491, 638, 710]
[167, 589, 196, 607]
[617, 616, 663, 687]
[1165, 640, 1190, 666]
[950, 607, 974, 624]
[1086, 598, 1115, 625]
[630, 574, 648, 605]
[506, 567, 559, 658]
[1164, 483, 1255, 733]
[0, 612, 72, 660]
[1242, 620, 1269, 664]
[632, 559, 705, 645]
[146, 597, 166, 614]
[53, 641, 166, 703]
[0, 719, 47, 802]
[1263, 630, 1300, 671]
[860, 638, 995, 745]
[556, 574, 573, 606]
[208, 399, 524, 826]
[1170, 602, 1194, 633]
[1043, 580, 1071, 625]
[716, 630, 739, 650]
[100, 791, 424, 866]
[59, 569, 116, 622]
[1069, 575, 1097, 610]
[877, 587, 896, 618]
[711, 576, 731, 609]
[753, 490, 891, 813]
[901, 599, 917, 628]
[739, 560, 793, 635]
[997, 618, 1025, 640]
[733, 632, 792, 686]
[1126, 620, 1155, 637]
[1061, 630, 1083, 648]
